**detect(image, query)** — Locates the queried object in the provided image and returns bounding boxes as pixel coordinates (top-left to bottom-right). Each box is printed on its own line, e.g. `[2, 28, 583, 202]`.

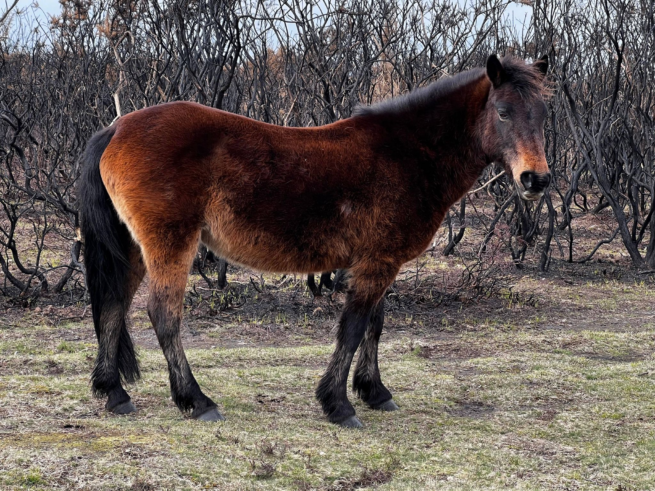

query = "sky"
[15, 0, 60, 19]
[6, 0, 60, 34]
[8, 0, 532, 46]
[13, 0, 532, 24]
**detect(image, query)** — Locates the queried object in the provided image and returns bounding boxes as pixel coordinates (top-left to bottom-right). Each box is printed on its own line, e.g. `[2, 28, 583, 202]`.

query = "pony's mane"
[353, 56, 547, 118]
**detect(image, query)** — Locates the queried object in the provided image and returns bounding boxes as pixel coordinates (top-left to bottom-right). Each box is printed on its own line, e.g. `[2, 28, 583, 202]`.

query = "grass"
[2, 305, 655, 489]
[3, 257, 655, 489]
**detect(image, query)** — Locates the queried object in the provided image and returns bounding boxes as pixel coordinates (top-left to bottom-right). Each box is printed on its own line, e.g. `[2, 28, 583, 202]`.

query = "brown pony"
[78, 55, 550, 428]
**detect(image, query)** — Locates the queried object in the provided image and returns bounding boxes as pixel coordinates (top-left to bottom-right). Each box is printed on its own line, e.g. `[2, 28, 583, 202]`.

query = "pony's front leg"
[146, 244, 223, 422]
[352, 300, 398, 411]
[316, 263, 399, 428]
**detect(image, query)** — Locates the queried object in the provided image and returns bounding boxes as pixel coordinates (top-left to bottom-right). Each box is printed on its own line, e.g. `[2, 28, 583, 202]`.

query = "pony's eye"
[498, 110, 509, 122]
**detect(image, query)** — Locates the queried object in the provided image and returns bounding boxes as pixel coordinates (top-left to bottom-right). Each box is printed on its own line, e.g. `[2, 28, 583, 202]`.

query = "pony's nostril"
[520, 171, 535, 191]
[543, 173, 552, 188]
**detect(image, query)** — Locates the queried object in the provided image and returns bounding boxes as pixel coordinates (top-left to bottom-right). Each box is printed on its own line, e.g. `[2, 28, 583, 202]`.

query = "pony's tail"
[78, 126, 140, 392]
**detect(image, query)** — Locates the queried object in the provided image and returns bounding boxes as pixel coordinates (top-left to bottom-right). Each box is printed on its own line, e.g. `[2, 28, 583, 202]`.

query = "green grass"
[1, 318, 654, 490]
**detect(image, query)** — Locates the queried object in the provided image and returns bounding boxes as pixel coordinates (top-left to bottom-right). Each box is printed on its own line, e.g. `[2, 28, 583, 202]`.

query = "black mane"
[353, 56, 545, 119]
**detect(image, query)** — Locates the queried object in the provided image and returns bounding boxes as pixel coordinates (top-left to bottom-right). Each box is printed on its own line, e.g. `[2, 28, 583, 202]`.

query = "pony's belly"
[200, 227, 348, 274]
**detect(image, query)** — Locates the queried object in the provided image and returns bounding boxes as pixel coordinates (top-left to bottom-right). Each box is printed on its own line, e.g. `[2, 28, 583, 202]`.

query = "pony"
[78, 55, 550, 427]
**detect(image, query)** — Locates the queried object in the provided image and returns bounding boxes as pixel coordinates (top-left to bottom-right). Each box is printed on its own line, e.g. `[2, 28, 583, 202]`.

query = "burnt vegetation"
[1, 0, 654, 303]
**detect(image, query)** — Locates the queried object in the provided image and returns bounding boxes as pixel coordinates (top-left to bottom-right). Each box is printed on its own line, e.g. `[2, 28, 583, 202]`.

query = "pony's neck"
[411, 70, 489, 162]
[426, 72, 491, 202]
[371, 70, 492, 207]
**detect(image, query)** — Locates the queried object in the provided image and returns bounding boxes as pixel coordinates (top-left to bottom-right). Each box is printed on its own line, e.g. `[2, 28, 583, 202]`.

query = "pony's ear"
[486, 54, 506, 88]
[533, 55, 549, 78]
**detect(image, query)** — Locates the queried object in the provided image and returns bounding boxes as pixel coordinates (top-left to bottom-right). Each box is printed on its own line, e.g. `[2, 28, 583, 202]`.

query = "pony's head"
[480, 55, 551, 201]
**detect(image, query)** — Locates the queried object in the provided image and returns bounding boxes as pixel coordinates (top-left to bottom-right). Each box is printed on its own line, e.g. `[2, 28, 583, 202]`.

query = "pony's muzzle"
[519, 171, 550, 200]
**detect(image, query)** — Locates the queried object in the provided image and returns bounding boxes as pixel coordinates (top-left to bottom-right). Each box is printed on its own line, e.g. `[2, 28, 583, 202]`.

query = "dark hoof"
[109, 400, 137, 415]
[373, 399, 399, 412]
[339, 416, 363, 428]
[194, 407, 225, 422]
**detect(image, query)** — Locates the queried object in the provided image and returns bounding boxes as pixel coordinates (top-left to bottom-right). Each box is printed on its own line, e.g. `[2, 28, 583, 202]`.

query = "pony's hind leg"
[352, 300, 398, 411]
[92, 245, 145, 414]
[319, 271, 334, 291]
[315, 261, 399, 428]
[145, 235, 223, 422]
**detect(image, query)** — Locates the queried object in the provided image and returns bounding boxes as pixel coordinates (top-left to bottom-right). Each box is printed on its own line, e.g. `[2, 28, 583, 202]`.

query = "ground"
[2, 244, 655, 490]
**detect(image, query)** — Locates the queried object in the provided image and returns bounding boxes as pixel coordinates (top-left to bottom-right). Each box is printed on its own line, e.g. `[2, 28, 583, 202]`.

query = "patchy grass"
[2, 263, 655, 489]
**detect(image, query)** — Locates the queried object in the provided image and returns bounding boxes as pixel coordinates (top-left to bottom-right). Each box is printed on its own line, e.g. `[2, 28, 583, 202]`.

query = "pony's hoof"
[194, 407, 225, 422]
[339, 416, 363, 428]
[109, 400, 137, 415]
[374, 399, 399, 412]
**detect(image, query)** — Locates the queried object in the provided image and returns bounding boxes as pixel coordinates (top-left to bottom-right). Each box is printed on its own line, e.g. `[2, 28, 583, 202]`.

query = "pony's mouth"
[519, 189, 543, 201]
[514, 182, 544, 201]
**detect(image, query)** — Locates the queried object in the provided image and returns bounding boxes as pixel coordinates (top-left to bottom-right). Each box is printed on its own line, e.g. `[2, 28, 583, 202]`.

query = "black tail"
[78, 126, 140, 394]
